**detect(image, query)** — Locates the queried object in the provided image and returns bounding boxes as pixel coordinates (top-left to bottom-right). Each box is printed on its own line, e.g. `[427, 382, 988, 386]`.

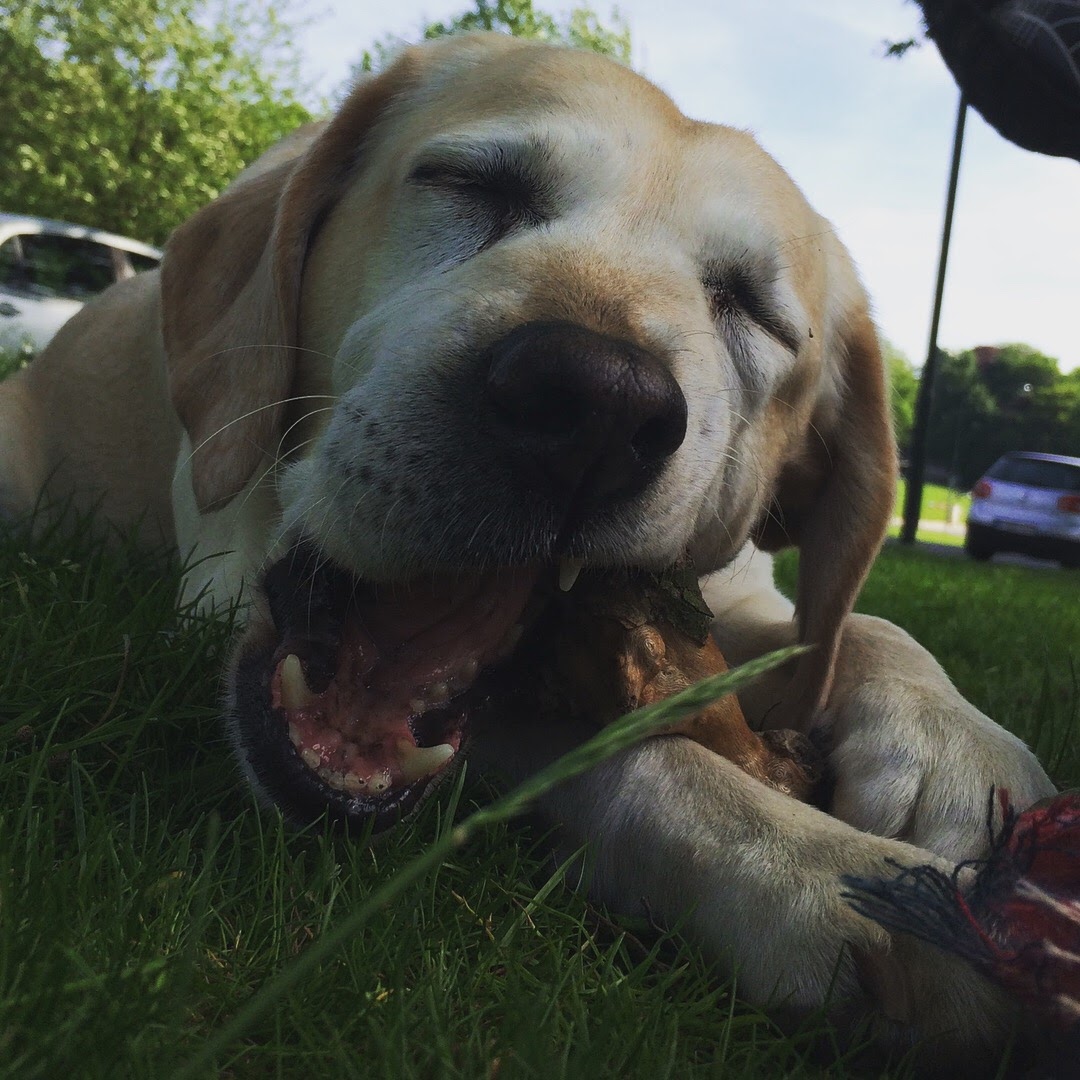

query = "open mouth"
[228, 540, 825, 832]
[228, 542, 567, 832]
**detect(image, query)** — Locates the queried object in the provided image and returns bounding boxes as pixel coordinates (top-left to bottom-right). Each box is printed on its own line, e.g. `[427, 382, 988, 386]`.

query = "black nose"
[482, 321, 687, 503]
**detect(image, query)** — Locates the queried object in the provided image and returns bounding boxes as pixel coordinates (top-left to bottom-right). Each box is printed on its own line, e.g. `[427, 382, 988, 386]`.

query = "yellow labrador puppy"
[0, 34, 1053, 1070]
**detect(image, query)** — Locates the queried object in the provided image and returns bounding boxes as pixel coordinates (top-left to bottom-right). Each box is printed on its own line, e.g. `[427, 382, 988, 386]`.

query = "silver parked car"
[0, 213, 162, 355]
[965, 451, 1080, 567]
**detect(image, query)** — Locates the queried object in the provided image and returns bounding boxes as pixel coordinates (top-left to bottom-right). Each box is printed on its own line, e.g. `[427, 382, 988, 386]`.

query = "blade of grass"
[172, 644, 806, 1078]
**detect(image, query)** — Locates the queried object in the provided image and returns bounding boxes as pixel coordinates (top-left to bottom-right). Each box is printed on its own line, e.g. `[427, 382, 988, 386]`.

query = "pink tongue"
[273, 567, 541, 787]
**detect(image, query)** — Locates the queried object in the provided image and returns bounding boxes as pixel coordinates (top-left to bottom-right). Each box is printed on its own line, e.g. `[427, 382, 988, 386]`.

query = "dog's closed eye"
[702, 262, 802, 356]
[408, 142, 553, 246]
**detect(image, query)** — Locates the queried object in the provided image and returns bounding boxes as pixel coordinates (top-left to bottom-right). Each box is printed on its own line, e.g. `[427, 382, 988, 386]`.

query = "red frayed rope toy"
[842, 789, 1080, 1033]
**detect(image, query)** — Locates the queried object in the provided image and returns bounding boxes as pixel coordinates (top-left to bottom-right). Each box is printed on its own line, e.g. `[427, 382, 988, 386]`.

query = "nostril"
[631, 410, 686, 464]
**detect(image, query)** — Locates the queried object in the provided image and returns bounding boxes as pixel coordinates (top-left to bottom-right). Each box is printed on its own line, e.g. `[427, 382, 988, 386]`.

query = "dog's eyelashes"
[410, 160, 528, 198]
[409, 161, 547, 240]
[702, 266, 763, 323]
[702, 266, 802, 355]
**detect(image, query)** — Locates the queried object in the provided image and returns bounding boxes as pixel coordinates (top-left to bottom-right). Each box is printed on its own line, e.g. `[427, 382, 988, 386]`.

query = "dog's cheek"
[277, 458, 318, 523]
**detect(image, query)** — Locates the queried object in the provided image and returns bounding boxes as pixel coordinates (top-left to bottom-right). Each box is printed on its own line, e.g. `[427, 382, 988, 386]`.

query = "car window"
[0, 233, 116, 300]
[127, 251, 159, 274]
[0, 236, 27, 290]
[988, 456, 1080, 492]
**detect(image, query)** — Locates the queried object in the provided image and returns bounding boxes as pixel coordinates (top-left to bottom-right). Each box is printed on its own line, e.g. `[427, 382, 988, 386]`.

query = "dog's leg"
[471, 719, 1013, 1073]
[703, 545, 1055, 860]
[474, 542, 1054, 1068]
[0, 366, 45, 523]
[818, 613, 1056, 859]
[172, 432, 285, 614]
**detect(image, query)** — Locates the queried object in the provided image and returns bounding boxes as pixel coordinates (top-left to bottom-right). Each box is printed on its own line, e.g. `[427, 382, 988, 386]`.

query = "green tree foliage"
[883, 340, 918, 454]
[0, 0, 314, 245]
[978, 342, 1059, 408]
[356, 0, 631, 75]
[924, 344, 1080, 487]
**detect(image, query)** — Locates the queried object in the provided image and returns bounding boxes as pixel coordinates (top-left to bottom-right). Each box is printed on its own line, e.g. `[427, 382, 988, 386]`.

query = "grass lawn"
[885, 525, 964, 547]
[3, 523, 1078, 1079]
[893, 479, 971, 525]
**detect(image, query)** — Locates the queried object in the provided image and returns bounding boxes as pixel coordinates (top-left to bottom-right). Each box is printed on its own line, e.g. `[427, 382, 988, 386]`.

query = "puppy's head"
[162, 34, 894, 830]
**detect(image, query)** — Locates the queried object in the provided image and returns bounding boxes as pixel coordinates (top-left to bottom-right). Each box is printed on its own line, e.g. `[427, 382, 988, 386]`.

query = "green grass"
[3, 521, 1078, 1078]
[894, 479, 970, 525]
[885, 524, 964, 547]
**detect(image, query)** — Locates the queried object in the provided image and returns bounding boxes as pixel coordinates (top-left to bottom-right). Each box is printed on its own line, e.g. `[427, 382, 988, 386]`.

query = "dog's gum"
[273, 642, 464, 795]
[342, 772, 366, 795]
[426, 681, 451, 705]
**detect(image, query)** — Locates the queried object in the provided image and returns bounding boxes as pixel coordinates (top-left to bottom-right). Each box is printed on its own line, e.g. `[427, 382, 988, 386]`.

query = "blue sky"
[296, 0, 1080, 372]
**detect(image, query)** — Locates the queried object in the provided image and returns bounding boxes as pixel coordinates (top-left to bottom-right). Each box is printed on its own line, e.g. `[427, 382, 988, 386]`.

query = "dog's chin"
[226, 539, 575, 833]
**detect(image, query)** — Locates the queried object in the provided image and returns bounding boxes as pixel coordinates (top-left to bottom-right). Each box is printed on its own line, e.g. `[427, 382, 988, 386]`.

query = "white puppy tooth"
[409, 697, 428, 716]
[325, 771, 347, 791]
[398, 742, 455, 784]
[300, 748, 321, 770]
[559, 558, 584, 593]
[288, 724, 302, 747]
[280, 654, 317, 710]
[428, 681, 450, 704]
[342, 772, 366, 795]
[369, 770, 391, 794]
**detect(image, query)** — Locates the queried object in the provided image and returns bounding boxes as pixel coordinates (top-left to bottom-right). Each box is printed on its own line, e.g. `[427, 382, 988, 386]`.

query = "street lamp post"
[901, 92, 967, 544]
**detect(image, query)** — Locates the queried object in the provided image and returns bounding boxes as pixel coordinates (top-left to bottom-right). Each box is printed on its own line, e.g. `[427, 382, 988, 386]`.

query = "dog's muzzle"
[226, 322, 691, 832]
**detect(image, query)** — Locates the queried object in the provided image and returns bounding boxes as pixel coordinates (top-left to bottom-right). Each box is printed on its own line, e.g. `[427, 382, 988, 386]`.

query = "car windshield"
[987, 456, 1080, 492]
[0, 232, 117, 301]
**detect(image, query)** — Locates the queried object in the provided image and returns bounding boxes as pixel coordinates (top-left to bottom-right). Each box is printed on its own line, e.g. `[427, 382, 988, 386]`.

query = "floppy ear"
[161, 56, 420, 512]
[755, 303, 896, 723]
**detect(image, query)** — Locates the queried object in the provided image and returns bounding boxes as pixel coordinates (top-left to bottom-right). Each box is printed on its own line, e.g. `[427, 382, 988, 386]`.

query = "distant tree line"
[889, 343, 1080, 488]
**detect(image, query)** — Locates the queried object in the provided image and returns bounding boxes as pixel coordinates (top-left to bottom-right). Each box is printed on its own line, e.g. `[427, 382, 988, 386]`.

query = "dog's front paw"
[823, 615, 1055, 860]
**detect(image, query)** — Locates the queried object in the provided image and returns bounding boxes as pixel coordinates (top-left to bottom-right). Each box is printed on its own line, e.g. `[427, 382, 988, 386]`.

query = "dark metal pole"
[901, 92, 967, 544]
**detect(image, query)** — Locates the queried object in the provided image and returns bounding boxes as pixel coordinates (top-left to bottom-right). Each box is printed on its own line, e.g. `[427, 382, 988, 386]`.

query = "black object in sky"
[916, 0, 1080, 161]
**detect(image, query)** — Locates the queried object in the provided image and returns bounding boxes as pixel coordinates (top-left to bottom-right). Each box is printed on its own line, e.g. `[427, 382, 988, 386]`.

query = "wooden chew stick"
[548, 569, 823, 802]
